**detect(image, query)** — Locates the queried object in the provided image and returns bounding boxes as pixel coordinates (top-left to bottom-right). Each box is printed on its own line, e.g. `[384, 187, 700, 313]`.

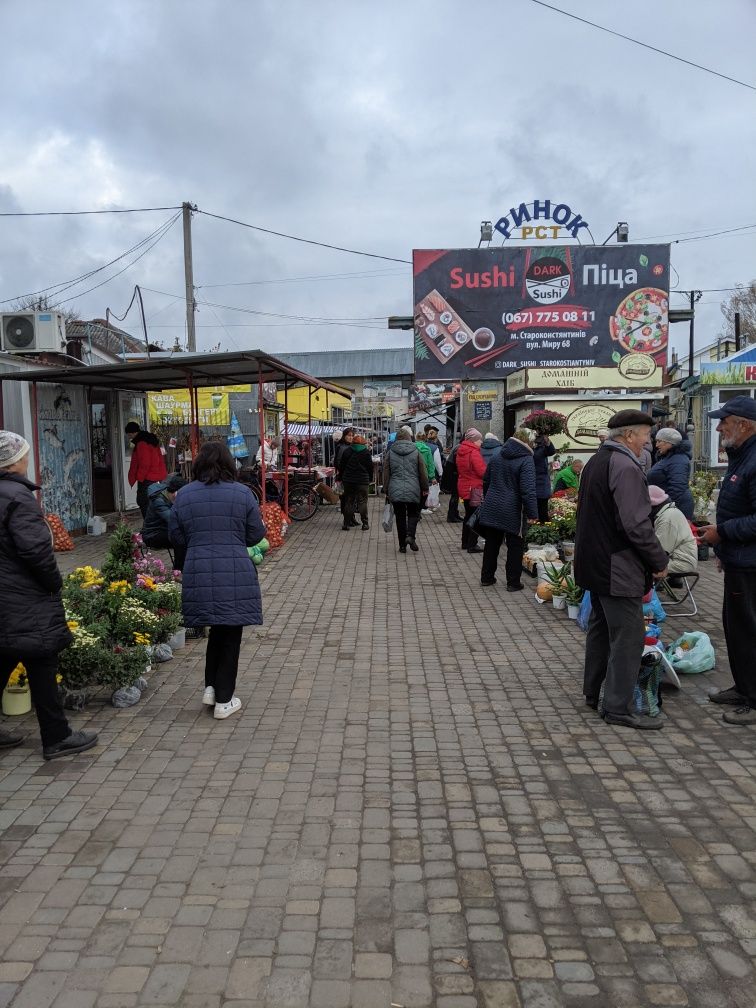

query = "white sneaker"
[213, 696, 242, 720]
[202, 686, 215, 706]
[422, 509, 434, 515]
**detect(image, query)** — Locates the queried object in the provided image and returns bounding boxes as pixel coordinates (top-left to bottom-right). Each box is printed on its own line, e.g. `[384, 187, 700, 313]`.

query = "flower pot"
[167, 628, 186, 651]
[567, 603, 580, 620]
[552, 595, 566, 610]
[2, 686, 31, 716]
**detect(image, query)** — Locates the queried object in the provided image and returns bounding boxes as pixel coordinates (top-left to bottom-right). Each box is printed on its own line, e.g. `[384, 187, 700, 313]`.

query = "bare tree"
[9, 294, 81, 326]
[719, 280, 756, 346]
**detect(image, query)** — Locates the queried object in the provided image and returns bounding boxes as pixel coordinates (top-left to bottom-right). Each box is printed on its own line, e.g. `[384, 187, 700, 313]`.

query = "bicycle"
[239, 463, 322, 522]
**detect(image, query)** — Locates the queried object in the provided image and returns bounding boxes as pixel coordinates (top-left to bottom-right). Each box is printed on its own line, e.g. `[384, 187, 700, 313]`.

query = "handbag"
[466, 506, 482, 535]
[381, 502, 394, 533]
[469, 486, 483, 506]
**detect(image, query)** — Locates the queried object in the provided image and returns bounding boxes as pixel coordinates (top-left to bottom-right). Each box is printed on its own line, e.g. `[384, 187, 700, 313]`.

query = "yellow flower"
[67, 620, 79, 630]
[7, 663, 28, 688]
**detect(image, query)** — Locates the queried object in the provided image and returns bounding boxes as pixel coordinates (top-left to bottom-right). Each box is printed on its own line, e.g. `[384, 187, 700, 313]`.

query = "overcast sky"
[1, 0, 754, 363]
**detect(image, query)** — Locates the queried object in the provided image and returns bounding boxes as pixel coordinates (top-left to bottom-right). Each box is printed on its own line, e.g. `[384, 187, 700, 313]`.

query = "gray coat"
[384, 440, 429, 504]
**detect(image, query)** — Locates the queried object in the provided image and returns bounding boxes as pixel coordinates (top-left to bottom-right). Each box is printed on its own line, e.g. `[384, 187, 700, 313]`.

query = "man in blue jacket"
[700, 397, 756, 724]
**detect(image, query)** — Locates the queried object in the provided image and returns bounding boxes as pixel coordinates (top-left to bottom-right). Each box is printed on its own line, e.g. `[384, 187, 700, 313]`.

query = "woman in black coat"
[337, 435, 374, 531]
[532, 435, 556, 523]
[647, 428, 694, 520]
[0, 431, 97, 760]
[334, 427, 357, 527]
[476, 431, 539, 590]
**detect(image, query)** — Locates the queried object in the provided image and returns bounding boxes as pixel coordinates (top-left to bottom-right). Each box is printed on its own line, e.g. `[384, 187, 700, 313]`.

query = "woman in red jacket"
[126, 422, 167, 517]
[456, 428, 486, 553]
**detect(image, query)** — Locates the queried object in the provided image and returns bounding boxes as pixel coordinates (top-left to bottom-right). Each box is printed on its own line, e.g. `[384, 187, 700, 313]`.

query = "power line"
[142, 286, 386, 324]
[196, 209, 412, 264]
[0, 205, 182, 217]
[52, 216, 181, 306]
[530, 1, 756, 92]
[198, 267, 405, 289]
[0, 212, 182, 306]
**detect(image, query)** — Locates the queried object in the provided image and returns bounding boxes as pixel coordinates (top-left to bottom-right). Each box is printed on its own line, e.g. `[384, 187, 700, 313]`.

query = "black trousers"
[447, 493, 462, 521]
[480, 527, 524, 586]
[583, 595, 645, 716]
[136, 480, 150, 518]
[461, 500, 479, 550]
[537, 497, 550, 523]
[0, 650, 71, 748]
[722, 568, 756, 705]
[393, 502, 420, 547]
[343, 483, 369, 522]
[204, 626, 243, 704]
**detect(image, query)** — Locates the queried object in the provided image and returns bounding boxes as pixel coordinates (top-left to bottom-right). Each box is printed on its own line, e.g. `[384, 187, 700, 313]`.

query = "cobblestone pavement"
[1, 500, 755, 1008]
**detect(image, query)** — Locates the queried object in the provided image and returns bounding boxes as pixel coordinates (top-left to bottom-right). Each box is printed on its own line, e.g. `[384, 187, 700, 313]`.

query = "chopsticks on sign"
[467, 341, 516, 368]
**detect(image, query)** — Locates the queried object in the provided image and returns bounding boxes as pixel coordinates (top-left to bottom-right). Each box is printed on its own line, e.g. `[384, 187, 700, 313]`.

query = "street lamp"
[479, 221, 493, 247]
[616, 222, 629, 243]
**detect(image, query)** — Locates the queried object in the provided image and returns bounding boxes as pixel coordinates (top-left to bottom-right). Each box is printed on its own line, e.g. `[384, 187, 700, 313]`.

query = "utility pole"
[688, 290, 702, 377]
[182, 202, 197, 352]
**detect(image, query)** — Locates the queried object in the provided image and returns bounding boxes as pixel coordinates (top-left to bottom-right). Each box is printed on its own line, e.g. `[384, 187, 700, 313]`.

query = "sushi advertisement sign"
[413, 244, 670, 385]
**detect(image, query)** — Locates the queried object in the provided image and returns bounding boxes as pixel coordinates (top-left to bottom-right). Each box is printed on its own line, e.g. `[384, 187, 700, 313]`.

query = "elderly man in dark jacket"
[478, 431, 538, 590]
[575, 411, 668, 730]
[700, 397, 756, 725]
[142, 474, 188, 568]
[0, 431, 98, 759]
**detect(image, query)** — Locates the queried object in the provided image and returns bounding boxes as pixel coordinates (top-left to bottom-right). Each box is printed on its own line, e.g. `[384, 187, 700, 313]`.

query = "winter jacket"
[553, 464, 580, 493]
[169, 479, 267, 627]
[383, 440, 429, 504]
[647, 445, 694, 519]
[638, 447, 653, 474]
[440, 445, 459, 494]
[456, 440, 486, 500]
[128, 430, 167, 487]
[480, 436, 502, 467]
[0, 472, 72, 655]
[415, 441, 435, 481]
[141, 481, 173, 547]
[652, 501, 698, 574]
[574, 441, 668, 597]
[478, 438, 538, 535]
[714, 433, 756, 570]
[338, 444, 373, 485]
[533, 438, 556, 499]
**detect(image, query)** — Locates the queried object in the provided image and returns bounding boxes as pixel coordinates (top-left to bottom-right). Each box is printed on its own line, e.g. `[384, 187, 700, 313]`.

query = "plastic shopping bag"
[577, 590, 592, 632]
[427, 483, 440, 509]
[381, 502, 394, 533]
[665, 631, 715, 674]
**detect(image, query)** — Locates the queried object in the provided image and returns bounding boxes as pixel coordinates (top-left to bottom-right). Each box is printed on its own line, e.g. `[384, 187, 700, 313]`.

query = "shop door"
[90, 397, 115, 513]
[118, 393, 147, 510]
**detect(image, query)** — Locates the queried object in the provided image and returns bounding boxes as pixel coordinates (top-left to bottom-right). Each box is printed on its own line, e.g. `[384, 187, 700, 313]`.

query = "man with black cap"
[575, 409, 668, 729]
[700, 396, 756, 724]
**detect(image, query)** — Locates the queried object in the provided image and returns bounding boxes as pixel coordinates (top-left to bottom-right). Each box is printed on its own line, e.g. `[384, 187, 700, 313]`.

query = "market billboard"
[413, 245, 670, 383]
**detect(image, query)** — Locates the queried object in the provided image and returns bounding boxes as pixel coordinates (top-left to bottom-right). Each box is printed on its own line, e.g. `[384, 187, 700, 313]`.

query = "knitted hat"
[648, 485, 669, 505]
[655, 427, 682, 446]
[483, 432, 500, 442]
[0, 431, 30, 468]
[464, 427, 483, 441]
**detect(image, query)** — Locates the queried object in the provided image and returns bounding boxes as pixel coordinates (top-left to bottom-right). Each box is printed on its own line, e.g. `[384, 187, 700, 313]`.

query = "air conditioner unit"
[0, 312, 66, 354]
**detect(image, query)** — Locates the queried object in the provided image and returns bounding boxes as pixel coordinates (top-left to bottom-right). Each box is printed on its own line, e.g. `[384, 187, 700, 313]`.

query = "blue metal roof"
[276, 348, 413, 379]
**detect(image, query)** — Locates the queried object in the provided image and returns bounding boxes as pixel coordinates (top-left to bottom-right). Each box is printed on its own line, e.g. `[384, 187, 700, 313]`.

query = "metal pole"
[187, 373, 199, 459]
[0, 375, 4, 428]
[30, 381, 42, 502]
[308, 387, 313, 469]
[258, 364, 266, 504]
[735, 311, 741, 353]
[182, 202, 197, 352]
[283, 375, 289, 514]
[688, 291, 695, 378]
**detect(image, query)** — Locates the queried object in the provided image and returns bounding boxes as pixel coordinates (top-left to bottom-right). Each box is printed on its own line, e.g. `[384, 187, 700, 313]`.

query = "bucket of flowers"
[2, 663, 31, 716]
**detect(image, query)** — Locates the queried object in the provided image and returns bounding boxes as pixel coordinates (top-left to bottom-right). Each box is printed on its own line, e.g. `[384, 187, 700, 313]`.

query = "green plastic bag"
[666, 632, 715, 674]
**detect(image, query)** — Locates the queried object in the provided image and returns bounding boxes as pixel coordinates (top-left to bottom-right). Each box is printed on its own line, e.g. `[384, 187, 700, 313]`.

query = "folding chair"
[657, 571, 700, 618]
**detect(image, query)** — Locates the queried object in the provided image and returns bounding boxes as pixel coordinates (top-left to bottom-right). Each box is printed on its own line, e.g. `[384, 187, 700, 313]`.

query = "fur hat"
[655, 427, 682, 446]
[648, 485, 669, 505]
[0, 431, 30, 468]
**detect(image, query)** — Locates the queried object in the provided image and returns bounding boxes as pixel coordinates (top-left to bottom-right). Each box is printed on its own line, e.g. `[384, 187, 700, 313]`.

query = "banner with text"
[413, 245, 670, 382]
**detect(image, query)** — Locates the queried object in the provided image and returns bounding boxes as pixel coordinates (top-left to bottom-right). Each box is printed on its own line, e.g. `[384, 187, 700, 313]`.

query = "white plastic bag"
[381, 502, 394, 533]
[427, 484, 440, 509]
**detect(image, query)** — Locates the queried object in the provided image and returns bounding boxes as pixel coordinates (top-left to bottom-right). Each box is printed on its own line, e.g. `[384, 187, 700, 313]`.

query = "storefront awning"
[284, 422, 339, 436]
[0, 349, 354, 398]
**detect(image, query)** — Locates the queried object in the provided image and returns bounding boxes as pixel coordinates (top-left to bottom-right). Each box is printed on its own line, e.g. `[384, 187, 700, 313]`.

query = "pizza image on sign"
[610, 287, 668, 359]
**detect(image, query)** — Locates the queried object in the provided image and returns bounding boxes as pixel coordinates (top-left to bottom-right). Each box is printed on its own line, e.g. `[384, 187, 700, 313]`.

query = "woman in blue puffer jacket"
[170, 441, 266, 721]
[646, 428, 694, 520]
[477, 430, 539, 590]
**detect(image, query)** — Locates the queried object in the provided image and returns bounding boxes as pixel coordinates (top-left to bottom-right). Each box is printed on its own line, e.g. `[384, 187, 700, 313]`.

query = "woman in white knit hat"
[0, 431, 98, 760]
